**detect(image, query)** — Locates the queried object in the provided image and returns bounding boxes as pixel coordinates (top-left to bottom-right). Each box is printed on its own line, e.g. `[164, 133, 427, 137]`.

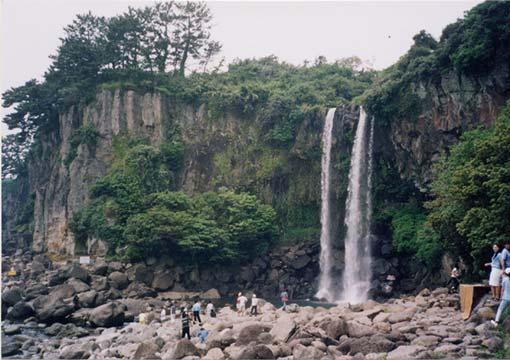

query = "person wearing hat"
[492, 267, 510, 326]
[250, 294, 259, 316]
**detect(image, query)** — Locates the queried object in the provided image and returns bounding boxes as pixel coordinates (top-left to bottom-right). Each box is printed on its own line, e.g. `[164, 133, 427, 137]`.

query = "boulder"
[91, 276, 109, 291]
[108, 261, 124, 273]
[3, 324, 22, 335]
[202, 288, 221, 299]
[68, 278, 91, 293]
[347, 320, 376, 338]
[236, 324, 271, 345]
[92, 259, 108, 276]
[270, 315, 296, 342]
[1, 341, 21, 357]
[325, 318, 348, 339]
[59, 343, 92, 359]
[411, 335, 440, 347]
[338, 335, 395, 355]
[172, 339, 200, 359]
[51, 284, 76, 301]
[292, 344, 324, 360]
[386, 345, 425, 360]
[133, 342, 159, 360]
[49, 272, 69, 286]
[2, 286, 23, 306]
[108, 272, 129, 290]
[152, 271, 175, 291]
[290, 255, 311, 270]
[7, 301, 34, 321]
[66, 263, 90, 283]
[238, 344, 275, 359]
[88, 302, 126, 327]
[78, 290, 98, 308]
[44, 323, 89, 338]
[203, 348, 225, 360]
[125, 281, 157, 298]
[127, 264, 154, 286]
[474, 307, 496, 322]
[24, 284, 48, 300]
[207, 329, 236, 350]
[33, 295, 75, 323]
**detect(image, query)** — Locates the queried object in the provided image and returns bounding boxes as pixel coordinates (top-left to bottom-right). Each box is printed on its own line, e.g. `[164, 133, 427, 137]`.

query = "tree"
[2, 134, 30, 179]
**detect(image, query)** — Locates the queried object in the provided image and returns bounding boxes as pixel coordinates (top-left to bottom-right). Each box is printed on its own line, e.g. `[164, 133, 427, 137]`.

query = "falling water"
[341, 106, 374, 303]
[316, 108, 336, 302]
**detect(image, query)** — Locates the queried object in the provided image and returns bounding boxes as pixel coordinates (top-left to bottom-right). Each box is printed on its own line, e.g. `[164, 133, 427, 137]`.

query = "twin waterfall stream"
[316, 107, 375, 304]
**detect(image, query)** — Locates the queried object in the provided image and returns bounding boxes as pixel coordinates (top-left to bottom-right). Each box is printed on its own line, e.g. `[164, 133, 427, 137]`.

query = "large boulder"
[238, 344, 275, 359]
[68, 278, 91, 293]
[347, 320, 376, 338]
[125, 282, 157, 298]
[270, 315, 296, 342]
[51, 283, 76, 301]
[33, 295, 75, 323]
[290, 255, 311, 270]
[92, 259, 108, 276]
[207, 329, 236, 350]
[172, 339, 200, 359]
[133, 342, 159, 360]
[387, 345, 426, 360]
[292, 344, 324, 360]
[202, 288, 221, 299]
[324, 318, 347, 339]
[151, 271, 174, 291]
[338, 335, 395, 355]
[59, 343, 94, 359]
[77, 290, 98, 308]
[66, 263, 90, 283]
[2, 286, 23, 306]
[88, 302, 126, 327]
[44, 323, 89, 338]
[91, 276, 109, 291]
[24, 283, 48, 300]
[1, 341, 21, 357]
[108, 272, 129, 290]
[203, 348, 225, 360]
[6, 301, 34, 321]
[126, 264, 154, 286]
[236, 324, 271, 345]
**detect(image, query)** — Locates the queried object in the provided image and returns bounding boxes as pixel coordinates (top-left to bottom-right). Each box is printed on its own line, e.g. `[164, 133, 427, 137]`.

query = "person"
[197, 327, 209, 343]
[250, 294, 259, 316]
[170, 301, 177, 323]
[500, 241, 510, 271]
[236, 292, 248, 316]
[192, 300, 202, 323]
[206, 301, 215, 317]
[280, 289, 289, 310]
[492, 268, 510, 327]
[160, 307, 167, 322]
[139, 310, 148, 325]
[181, 312, 191, 339]
[447, 268, 460, 294]
[485, 244, 502, 300]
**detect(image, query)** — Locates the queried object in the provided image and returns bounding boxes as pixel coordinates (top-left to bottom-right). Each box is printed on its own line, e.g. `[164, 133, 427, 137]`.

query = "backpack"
[210, 309, 217, 318]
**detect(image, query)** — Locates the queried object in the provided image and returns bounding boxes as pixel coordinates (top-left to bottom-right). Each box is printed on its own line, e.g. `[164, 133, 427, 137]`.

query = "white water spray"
[316, 108, 336, 302]
[341, 106, 374, 303]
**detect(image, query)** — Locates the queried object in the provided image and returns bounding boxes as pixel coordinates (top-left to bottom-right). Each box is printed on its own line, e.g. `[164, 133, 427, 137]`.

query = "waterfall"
[341, 106, 374, 304]
[316, 108, 336, 302]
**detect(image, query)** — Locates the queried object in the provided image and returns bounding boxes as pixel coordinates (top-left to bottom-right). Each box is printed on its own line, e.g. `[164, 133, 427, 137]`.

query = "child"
[197, 327, 209, 343]
[492, 268, 510, 326]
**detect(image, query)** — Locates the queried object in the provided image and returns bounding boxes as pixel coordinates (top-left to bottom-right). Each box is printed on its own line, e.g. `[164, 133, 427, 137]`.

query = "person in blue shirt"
[197, 327, 209, 343]
[192, 301, 202, 324]
[499, 241, 510, 270]
[492, 268, 510, 327]
[485, 244, 502, 300]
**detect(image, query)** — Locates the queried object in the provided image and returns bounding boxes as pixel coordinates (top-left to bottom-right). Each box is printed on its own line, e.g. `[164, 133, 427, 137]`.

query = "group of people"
[485, 241, 510, 326]
[235, 289, 289, 316]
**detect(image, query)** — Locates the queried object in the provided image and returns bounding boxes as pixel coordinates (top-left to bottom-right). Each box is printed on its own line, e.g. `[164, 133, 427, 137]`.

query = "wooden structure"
[459, 284, 490, 320]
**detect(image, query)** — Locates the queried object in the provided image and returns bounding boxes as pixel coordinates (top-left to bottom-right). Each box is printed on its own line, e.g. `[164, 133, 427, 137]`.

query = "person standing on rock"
[250, 294, 259, 316]
[280, 289, 289, 310]
[192, 300, 202, 324]
[236, 292, 248, 316]
[500, 241, 510, 271]
[485, 244, 502, 300]
[170, 301, 177, 323]
[492, 267, 510, 327]
[181, 312, 191, 339]
[206, 300, 215, 317]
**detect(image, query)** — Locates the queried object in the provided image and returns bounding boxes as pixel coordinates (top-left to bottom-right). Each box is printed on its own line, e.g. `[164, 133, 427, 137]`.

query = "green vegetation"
[364, 1, 510, 126]
[64, 125, 100, 167]
[425, 100, 510, 271]
[70, 137, 277, 263]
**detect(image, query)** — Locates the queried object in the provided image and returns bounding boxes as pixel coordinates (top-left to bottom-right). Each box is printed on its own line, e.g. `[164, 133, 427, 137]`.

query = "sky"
[1, 0, 481, 135]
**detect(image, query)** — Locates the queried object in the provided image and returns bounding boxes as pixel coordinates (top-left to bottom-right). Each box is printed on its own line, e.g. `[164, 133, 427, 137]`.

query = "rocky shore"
[2, 253, 509, 359]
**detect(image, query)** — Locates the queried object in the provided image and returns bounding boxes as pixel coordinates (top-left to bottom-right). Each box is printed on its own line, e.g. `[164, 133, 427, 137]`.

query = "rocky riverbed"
[2, 253, 509, 359]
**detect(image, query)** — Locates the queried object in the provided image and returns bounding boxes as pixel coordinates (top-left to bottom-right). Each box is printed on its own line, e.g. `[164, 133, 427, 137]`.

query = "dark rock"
[31, 261, 46, 277]
[7, 301, 34, 321]
[108, 262, 124, 273]
[44, 323, 89, 338]
[52, 284, 76, 301]
[236, 324, 271, 345]
[49, 272, 68, 286]
[33, 254, 52, 268]
[24, 284, 48, 300]
[59, 343, 92, 359]
[125, 282, 157, 298]
[126, 264, 153, 286]
[108, 272, 129, 290]
[173, 339, 200, 359]
[68, 278, 91, 293]
[2, 286, 23, 306]
[91, 276, 109, 291]
[290, 255, 311, 270]
[152, 271, 174, 291]
[3, 324, 22, 335]
[239, 344, 275, 359]
[324, 318, 348, 339]
[77, 290, 97, 308]
[1, 341, 21, 357]
[66, 263, 90, 283]
[91, 259, 108, 276]
[33, 295, 75, 323]
[88, 302, 126, 327]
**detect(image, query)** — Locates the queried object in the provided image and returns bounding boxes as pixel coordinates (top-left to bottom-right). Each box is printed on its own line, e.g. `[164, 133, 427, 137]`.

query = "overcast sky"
[1, 0, 481, 135]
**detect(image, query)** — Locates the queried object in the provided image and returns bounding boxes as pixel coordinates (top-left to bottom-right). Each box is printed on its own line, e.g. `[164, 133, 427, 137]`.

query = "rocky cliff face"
[386, 60, 510, 188]
[20, 89, 357, 257]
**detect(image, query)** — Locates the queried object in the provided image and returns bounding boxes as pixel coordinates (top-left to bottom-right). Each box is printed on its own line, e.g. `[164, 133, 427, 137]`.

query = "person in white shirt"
[206, 301, 215, 317]
[250, 294, 259, 316]
[236, 292, 248, 315]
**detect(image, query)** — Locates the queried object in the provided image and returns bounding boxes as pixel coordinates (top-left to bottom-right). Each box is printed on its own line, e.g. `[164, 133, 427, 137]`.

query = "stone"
[77, 290, 97, 308]
[92, 259, 108, 275]
[2, 286, 23, 306]
[152, 271, 174, 291]
[33, 295, 75, 323]
[88, 302, 126, 327]
[347, 320, 376, 338]
[3, 324, 22, 335]
[433, 344, 460, 355]
[202, 288, 221, 299]
[387, 311, 413, 324]
[236, 324, 271, 345]
[59, 343, 92, 359]
[207, 329, 236, 350]
[386, 345, 425, 360]
[24, 284, 48, 300]
[290, 254, 311, 270]
[91, 276, 109, 291]
[173, 339, 200, 359]
[411, 335, 440, 347]
[127, 264, 154, 286]
[133, 342, 160, 360]
[203, 348, 225, 360]
[1, 341, 21, 357]
[108, 271, 129, 290]
[51, 283, 76, 301]
[270, 315, 296, 342]
[285, 303, 299, 313]
[292, 344, 324, 360]
[44, 323, 89, 338]
[7, 301, 34, 321]
[325, 318, 348, 339]
[68, 278, 91, 293]
[238, 344, 275, 359]
[482, 336, 504, 352]
[66, 263, 90, 283]
[49, 272, 68, 286]
[475, 307, 495, 321]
